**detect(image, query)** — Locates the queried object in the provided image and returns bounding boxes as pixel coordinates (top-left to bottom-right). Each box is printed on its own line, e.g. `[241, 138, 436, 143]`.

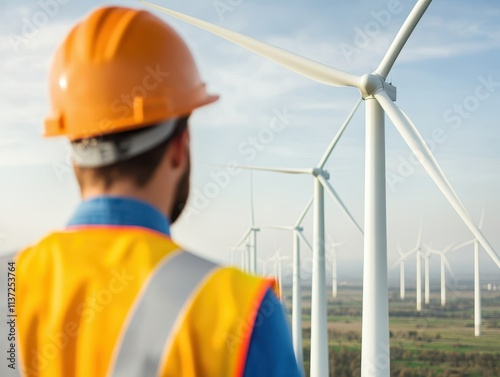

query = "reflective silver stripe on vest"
[0, 253, 21, 376]
[109, 251, 218, 377]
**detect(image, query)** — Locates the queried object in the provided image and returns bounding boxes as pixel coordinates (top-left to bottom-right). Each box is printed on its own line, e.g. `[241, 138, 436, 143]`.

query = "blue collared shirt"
[68, 196, 302, 377]
[68, 196, 171, 236]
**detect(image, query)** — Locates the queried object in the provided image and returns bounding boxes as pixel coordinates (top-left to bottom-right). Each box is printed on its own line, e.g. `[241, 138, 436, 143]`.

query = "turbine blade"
[397, 242, 404, 257]
[140, 1, 360, 88]
[317, 98, 362, 169]
[375, 0, 432, 79]
[408, 247, 419, 255]
[317, 175, 364, 235]
[260, 225, 292, 231]
[210, 163, 311, 175]
[297, 230, 313, 252]
[238, 165, 313, 175]
[426, 249, 440, 256]
[443, 242, 455, 254]
[389, 260, 400, 270]
[401, 251, 414, 260]
[334, 240, 348, 248]
[443, 256, 454, 277]
[235, 228, 252, 247]
[375, 90, 500, 269]
[452, 239, 475, 252]
[294, 196, 314, 228]
[479, 205, 485, 230]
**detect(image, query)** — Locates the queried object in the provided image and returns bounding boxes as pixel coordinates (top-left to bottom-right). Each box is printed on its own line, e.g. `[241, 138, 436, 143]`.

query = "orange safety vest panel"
[14, 226, 276, 376]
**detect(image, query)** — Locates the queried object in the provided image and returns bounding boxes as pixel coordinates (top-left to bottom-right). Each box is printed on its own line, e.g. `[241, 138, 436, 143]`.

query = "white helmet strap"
[71, 119, 178, 168]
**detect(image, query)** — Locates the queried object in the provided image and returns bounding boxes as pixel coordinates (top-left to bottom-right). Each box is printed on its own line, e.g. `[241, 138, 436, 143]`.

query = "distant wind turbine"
[328, 235, 347, 298]
[425, 243, 454, 307]
[229, 246, 239, 267]
[233, 241, 250, 272]
[268, 248, 290, 300]
[424, 249, 431, 305]
[259, 197, 313, 369]
[141, 1, 500, 375]
[416, 251, 422, 312]
[397, 220, 425, 311]
[452, 208, 487, 336]
[234, 171, 259, 273]
[390, 243, 414, 301]
[228, 100, 364, 376]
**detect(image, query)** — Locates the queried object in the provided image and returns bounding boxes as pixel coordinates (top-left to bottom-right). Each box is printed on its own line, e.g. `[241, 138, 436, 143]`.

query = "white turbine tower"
[230, 242, 249, 271]
[400, 221, 425, 311]
[259, 198, 313, 369]
[452, 209, 486, 336]
[391, 244, 415, 301]
[424, 249, 431, 305]
[234, 172, 259, 274]
[425, 243, 454, 307]
[233, 101, 364, 375]
[141, 1, 500, 375]
[328, 236, 347, 299]
[268, 248, 290, 300]
[229, 246, 241, 267]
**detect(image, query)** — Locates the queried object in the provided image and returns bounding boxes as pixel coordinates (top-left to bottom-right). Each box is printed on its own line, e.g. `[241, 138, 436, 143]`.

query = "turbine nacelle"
[359, 73, 397, 101]
[312, 167, 329, 179]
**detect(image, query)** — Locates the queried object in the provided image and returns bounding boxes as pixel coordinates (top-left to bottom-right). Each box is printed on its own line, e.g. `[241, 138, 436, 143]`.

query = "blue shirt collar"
[67, 196, 171, 236]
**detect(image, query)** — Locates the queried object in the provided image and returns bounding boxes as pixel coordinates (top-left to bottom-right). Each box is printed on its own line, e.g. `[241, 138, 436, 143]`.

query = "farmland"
[283, 286, 500, 376]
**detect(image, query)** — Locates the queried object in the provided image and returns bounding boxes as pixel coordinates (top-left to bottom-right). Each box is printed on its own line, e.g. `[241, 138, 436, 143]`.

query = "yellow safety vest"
[14, 226, 276, 376]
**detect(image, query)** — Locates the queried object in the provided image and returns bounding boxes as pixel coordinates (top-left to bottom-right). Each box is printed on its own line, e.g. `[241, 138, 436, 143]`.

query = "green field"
[283, 287, 500, 376]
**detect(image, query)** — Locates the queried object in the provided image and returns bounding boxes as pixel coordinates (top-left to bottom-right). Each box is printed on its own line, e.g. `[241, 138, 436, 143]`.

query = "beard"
[170, 158, 191, 224]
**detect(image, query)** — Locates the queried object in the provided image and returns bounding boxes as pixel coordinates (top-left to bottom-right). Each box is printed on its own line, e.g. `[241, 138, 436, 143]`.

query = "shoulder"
[243, 289, 303, 377]
[187, 254, 276, 310]
[161, 253, 278, 376]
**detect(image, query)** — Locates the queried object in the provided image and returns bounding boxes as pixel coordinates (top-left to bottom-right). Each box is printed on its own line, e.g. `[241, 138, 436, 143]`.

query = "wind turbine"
[452, 209, 486, 336]
[229, 246, 240, 267]
[259, 197, 313, 369]
[232, 241, 249, 271]
[228, 99, 364, 376]
[233, 102, 364, 376]
[140, 1, 500, 375]
[390, 244, 414, 301]
[328, 235, 347, 298]
[425, 243, 454, 307]
[268, 248, 290, 300]
[234, 171, 259, 274]
[400, 220, 425, 311]
[416, 251, 423, 312]
[424, 249, 431, 305]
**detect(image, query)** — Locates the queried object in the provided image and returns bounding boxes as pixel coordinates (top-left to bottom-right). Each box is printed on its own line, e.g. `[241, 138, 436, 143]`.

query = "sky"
[0, 0, 499, 287]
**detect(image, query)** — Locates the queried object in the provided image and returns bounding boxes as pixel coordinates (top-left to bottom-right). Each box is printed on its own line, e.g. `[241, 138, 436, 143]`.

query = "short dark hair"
[74, 116, 189, 190]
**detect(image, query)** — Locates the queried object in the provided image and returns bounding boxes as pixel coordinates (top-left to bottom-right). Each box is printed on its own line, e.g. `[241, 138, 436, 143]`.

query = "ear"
[170, 128, 190, 169]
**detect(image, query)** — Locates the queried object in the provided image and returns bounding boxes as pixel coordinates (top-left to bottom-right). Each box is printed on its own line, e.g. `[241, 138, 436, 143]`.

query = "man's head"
[44, 6, 218, 222]
[73, 116, 191, 222]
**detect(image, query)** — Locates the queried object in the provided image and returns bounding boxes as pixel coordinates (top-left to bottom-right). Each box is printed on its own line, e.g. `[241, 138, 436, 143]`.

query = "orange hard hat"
[44, 6, 218, 141]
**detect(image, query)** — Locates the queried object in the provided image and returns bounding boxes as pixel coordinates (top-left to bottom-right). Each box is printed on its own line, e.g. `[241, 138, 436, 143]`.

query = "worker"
[3, 6, 302, 377]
